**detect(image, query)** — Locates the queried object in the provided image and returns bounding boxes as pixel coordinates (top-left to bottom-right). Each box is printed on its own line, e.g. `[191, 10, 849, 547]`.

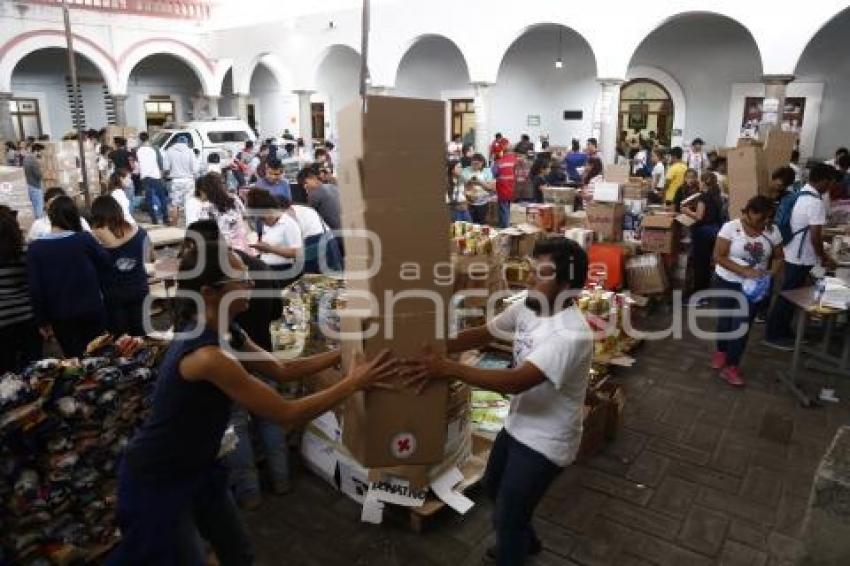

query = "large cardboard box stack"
[38, 140, 99, 195]
[586, 202, 625, 242]
[640, 213, 678, 254]
[727, 130, 796, 219]
[625, 253, 669, 295]
[0, 166, 34, 230]
[103, 126, 139, 149]
[337, 96, 450, 470]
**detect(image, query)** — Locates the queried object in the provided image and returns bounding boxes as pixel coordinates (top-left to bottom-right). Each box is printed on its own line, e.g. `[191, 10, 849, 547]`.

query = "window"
[451, 99, 475, 143]
[9, 98, 42, 140]
[144, 97, 175, 131]
[206, 131, 252, 143]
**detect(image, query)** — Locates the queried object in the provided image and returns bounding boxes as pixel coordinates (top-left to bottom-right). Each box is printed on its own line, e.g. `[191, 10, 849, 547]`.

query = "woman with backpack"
[710, 196, 783, 386]
[682, 172, 726, 303]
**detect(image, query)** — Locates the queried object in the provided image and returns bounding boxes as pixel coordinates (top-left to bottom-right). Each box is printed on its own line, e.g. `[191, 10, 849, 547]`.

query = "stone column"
[595, 78, 623, 165]
[293, 89, 314, 142]
[761, 74, 795, 134]
[0, 92, 16, 140]
[205, 96, 220, 119]
[112, 94, 128, 126]
[472, 82, 493, 156]
[231, 93, 249, 122]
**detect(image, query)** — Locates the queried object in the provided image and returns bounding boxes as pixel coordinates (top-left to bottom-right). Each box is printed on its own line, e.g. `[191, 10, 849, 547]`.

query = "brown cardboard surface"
[604, 163, 630, 184]
[586, 202, 625, 242]
[763, 130, 798, 181]
[625, 253, 668, 295]
[727, 146, 768, 220]
[641, 214, 676, 229]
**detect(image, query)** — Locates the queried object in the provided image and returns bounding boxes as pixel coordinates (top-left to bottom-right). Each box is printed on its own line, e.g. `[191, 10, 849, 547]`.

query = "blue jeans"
[226, 403, 290, 501]
[143, 177, 170, 224]
[766, 262, 813, 341]
[451, 208, 472, 223]
[713, 275, 763, 367]
[486, 430, 561, 566]
[107, 461, 253, 566]
[497, 199, 511, 229]
[28, 186, 44, 219]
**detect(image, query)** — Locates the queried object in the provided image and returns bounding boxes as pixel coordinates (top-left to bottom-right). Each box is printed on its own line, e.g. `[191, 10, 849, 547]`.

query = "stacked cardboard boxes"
[337, 96, 451, 471]
[727, 130, 797, 219]
[103, 125, 139, 149]
[38, 141, 98, 196]
[0, 166, 34, 230]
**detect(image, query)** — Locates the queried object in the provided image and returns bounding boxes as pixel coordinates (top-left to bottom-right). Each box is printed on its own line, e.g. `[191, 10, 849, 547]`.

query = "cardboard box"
[604, 163, 630, 184]
[625, 253, 668, 295]
[586, 202, 625, 242]
[726, 145, 768, 220]
[622, 184, 650, 200]
[593, 181, 622, 203]
[510, 203, 528, 226]
[542, 186, 577, 206]
[0, 166, 34, 230]
[499, 224, 543, 258]
[763, 130, 798, 183]
[564, 211, 587, 229]
[526, 203, 565, 232]
[640, 214, 678, 254]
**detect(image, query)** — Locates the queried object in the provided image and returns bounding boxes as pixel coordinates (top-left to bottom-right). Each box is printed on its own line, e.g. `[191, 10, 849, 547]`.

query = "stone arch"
[390, 33, 471, 87]
[0, 30, 119, 93]
[117, 38, 217, 95]
[236, 52, 293, 95]
[625, 65, 687, 148]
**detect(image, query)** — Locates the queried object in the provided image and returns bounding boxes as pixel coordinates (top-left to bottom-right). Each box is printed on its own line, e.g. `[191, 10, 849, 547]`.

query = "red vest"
[495, 153, 518, 201]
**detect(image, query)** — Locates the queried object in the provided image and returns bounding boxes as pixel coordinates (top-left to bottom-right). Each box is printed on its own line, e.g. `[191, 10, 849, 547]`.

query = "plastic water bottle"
[813, 276, 826, 302]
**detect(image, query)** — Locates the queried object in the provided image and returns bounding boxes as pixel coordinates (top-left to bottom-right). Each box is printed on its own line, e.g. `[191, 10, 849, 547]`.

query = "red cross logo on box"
[390, 432, 417, 459]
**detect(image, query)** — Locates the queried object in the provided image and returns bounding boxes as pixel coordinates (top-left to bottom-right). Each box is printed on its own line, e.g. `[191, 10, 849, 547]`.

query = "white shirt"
[136, 145, 162, 180]
[686, 150, 709, 176]
[185, 196, 212, 226]
[488, 303, 593, 467]
[165, 143, 197, 179]
[715, 220, 781, 283]
[632, 150, 648, 175]
[110, 189, 137, 226]
[28, 217, 91, 241]
[261, 213, 302, 266]
[652, 162, 666, 190]
[289, 204, 326, 238]
[785, 184, 826, 266]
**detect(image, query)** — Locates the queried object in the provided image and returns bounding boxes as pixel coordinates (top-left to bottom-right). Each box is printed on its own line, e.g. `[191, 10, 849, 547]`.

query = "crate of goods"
[542, 186, 577, 206]
[526, 203, 564, 232]
[640, 213, 678, 254]
[586, 202, 625, 243]
[0, 166, 34, 228]
[498, 224, 543, 259]
[625, 253, 669, 295]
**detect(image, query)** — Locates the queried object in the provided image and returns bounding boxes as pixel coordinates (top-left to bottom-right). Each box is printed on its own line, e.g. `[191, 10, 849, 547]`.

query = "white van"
[150, 117, 256, 164]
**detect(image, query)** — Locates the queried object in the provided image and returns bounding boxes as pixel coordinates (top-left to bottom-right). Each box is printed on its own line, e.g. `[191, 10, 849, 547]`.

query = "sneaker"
[485, 538, 543, 562]
[711, 351, 727, 370]
[721, 366, 745, 387]
[761, 338, 795, 351]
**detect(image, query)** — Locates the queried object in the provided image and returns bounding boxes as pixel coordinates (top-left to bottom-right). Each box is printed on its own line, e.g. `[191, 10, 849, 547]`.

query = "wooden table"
[780, 286, 850, 407]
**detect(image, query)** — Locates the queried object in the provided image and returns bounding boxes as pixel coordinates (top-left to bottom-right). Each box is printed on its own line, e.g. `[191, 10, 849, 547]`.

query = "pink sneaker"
[711, 351, 727, 370]
[721, 366, 745, 387]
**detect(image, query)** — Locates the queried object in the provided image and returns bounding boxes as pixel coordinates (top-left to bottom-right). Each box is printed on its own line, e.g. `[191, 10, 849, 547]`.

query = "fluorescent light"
[554, 58, 563, 69]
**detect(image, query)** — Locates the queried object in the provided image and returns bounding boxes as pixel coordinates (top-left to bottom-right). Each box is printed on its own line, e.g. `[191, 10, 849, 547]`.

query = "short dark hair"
[835, 147, 849, 157]
[139, 132, 149, 142]
[692, 138, 705, 146]
[297, 163, 322, 184]
[571, 139, 580, 152]
[743, 195, 774, 216]
[245, 140, 254, 149]
[838, 154, 850, 170]
[266, 157, 283, 171]
[670, 147, 683, 160]
[471, 153, 486, 164]
[313, 147, 328, 159]
[809, 162, 835, 184]
[587, 138, 598, 147]
[47, 196, 83, 232]
[245, 187, 283, 210]
[495, 133, 502, 139]
[532, 237, 588, 288]
[44, 187, 67, 202]
[771, 166, 796, 187]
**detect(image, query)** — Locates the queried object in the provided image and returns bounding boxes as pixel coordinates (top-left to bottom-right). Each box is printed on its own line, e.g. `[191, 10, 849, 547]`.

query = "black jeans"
[690, 224, 721, 295]
[485, 430, 561, 566]
[0, 320, 41, 373]
[107, 296, 147, 337]
[712, 275, 763, 367]
[766, 262, 813, 341]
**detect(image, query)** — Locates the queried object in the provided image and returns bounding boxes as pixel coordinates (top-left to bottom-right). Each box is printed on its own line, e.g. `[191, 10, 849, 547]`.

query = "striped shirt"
[0, 253, 33, 328]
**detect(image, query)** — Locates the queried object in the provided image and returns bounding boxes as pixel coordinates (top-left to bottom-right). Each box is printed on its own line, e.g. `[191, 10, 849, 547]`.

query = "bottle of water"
[813, 276, 826, 303]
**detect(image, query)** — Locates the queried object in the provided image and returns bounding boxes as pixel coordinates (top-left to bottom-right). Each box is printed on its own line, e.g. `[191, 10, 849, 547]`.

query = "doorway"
[246, 103, 257, 134]
[451, 98, 475, 145]
[10, 98, 42, 140]
[144, 96, 175, 131]
[310, 102, 325, 140]
[618, 79, 674, 147]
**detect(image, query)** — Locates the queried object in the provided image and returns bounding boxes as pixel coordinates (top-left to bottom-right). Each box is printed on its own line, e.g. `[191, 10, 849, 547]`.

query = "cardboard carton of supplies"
[336, 96, 451, 469]
[604, 163, 630, 184]
[542, 186, 577, 206]
[640, 213, 679, 254]
[625, 253, 669, 295]
[586, 202, 625, 243]
[509, 203, 528, 226]
[0, 166, 34, 230]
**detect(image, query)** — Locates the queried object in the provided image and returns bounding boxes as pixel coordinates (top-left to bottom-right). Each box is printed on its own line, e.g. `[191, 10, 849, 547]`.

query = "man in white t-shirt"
[650, 149, 666, 203]
[764, 163, 836, 350]
[136, 132, 170, 225]
[411, 237, 592, 564]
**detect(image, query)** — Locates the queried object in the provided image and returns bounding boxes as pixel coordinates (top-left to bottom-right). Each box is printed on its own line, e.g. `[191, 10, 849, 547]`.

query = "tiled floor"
[246, 310, 850, 565]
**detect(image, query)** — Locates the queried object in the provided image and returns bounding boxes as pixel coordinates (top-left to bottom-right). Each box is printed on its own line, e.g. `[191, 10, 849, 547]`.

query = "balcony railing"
[20, 0, 211, 20]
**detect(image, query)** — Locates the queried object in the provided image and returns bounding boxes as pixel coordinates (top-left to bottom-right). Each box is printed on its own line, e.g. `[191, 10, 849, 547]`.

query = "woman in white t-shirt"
[106, 171, 137, 227]
[710, 195, 784, 386]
